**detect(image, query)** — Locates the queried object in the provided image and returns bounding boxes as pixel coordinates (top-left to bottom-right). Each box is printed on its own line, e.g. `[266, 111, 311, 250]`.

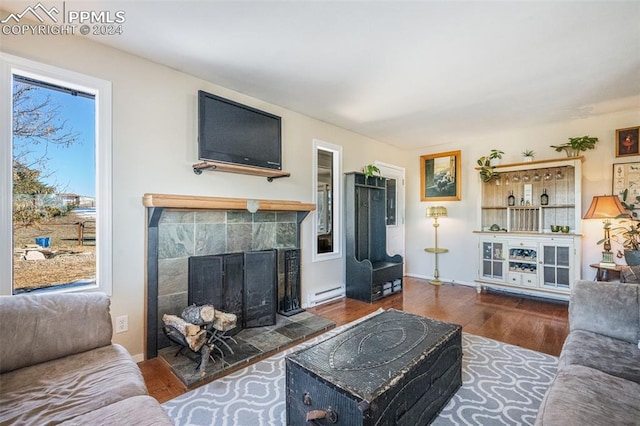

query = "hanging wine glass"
[522, 172, 531, 182]
[512, 173, 521, 182]
[505, 174, 510, 186]
[544, 169, 552, 180]
[533, 171, 541, 181]
[556, 168, 564, 180]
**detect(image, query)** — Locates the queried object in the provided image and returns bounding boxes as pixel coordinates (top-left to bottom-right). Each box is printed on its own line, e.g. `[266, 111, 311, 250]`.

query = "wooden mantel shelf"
[192, 161, 290, 182]
[142, 193, 315, 212]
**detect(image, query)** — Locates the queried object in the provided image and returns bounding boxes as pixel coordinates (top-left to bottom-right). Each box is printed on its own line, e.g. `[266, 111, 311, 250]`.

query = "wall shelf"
[192, 160, 291, 182]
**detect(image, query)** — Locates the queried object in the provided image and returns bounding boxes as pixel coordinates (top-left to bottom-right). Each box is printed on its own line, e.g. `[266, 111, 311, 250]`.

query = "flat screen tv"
[198, 90, 282, 170]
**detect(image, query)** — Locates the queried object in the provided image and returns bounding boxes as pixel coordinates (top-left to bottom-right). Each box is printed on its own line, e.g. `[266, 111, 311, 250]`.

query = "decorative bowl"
[551, 225, 560, 232]
[561, 226, 570, 233]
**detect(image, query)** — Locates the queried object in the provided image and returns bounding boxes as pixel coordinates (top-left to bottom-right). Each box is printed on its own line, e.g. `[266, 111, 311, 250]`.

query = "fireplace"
[188, 250, 278, 332]
[143, 194, 315, 359]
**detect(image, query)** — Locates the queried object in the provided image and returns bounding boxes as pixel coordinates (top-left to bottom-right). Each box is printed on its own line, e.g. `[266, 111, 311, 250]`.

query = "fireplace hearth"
[160, 310, 335, 387]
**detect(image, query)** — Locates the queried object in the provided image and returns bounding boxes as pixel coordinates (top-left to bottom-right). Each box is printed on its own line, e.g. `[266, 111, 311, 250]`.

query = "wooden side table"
[589, 263, 623, 282]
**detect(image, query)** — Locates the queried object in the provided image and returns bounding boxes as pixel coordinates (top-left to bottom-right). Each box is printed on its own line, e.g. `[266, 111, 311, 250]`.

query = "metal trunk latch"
[306, 407, 338, 424]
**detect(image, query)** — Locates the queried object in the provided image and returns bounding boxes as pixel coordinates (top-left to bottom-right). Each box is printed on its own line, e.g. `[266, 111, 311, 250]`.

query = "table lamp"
[424, 206, 448, 285]
[583, 195, 629, 267]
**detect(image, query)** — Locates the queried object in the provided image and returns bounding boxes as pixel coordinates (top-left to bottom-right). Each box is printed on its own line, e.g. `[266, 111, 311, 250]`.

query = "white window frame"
[312, 139, 342, 262]
[0, 53, 112, 296]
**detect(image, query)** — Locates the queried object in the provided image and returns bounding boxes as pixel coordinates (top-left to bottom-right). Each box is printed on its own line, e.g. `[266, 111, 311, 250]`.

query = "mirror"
[317, 150, 333, 254]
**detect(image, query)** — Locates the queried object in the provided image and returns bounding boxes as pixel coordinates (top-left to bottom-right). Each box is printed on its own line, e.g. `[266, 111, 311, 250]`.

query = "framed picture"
[420, 150, 461, 201]
[615, 126, 640, 157]
[612, 162, 640, 203]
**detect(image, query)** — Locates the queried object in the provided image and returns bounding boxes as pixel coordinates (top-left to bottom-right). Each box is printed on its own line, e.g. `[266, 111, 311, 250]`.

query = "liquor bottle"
[520, 197, 525, 206]
[507, 190, 515, 206]
[541, 188, 549, 206]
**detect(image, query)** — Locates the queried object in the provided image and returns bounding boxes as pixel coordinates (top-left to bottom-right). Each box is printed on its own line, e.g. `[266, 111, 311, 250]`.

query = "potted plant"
[521, 150, 535, 162]
[551, 135, 598, 157]
[363, 164, 381, 179]
[362, 164, 382, 185]
[611, 189, 640, 265]
[606, 218, 640, 266]
[489, 149, 504, 166]
[476, 151, 503, 183]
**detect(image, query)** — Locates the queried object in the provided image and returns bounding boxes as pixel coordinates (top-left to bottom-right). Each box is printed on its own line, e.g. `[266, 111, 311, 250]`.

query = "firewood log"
[212, 310, 238, 332]
[181, 304, 215, 325]
[197, 344, 212, 377]
[162, 314, 206, 351]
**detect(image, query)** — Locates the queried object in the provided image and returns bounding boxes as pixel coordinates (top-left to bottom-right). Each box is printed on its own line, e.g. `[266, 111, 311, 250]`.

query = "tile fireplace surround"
[142, 193, 315, 359]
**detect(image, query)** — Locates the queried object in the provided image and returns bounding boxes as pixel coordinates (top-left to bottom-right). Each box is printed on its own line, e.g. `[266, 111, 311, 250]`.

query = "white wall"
[404, 108, 640, 286]
[1, 31, 406, 358]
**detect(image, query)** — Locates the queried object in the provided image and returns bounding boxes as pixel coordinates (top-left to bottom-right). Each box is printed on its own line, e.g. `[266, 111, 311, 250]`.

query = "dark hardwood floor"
[139, 277, 569, 403]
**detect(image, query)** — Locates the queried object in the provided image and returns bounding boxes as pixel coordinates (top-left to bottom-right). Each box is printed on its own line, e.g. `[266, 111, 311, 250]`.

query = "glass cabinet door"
[481, 241, 505, 281]
[541, 244, 571, 289]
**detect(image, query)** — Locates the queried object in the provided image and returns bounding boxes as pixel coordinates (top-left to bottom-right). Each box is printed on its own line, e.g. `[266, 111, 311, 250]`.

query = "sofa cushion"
[58, 395, 174, 426]
[0, 292, 113, 373]
[559, 329, 640, 384]
[535, 365, 640, 426]
[0, 344, 147, 426]
[569, 280, 640, 344]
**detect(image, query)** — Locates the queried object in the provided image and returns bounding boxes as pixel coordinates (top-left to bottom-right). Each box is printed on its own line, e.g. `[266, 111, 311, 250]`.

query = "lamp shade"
[426, 206, 448, 218]
[583, 195, 629, 219]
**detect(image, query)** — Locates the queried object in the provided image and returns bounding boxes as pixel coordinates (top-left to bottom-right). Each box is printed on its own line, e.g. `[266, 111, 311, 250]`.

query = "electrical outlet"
[115, 315, 128, 333]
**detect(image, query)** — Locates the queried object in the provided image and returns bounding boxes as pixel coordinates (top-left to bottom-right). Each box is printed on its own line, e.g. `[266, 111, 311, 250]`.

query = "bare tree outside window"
[12, 76, 97, 293]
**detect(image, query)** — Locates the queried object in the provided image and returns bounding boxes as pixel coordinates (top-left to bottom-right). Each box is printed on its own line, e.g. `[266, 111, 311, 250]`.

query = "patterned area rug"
[162, 310, 558, 425]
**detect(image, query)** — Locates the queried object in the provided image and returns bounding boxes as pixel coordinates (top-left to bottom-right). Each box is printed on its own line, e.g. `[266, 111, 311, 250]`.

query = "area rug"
[162, 309, 558, 425]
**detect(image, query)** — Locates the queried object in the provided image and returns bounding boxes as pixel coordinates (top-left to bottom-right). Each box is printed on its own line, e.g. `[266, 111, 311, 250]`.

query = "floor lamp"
[583, 195, 629, 267]
[424, 206, 448, 286]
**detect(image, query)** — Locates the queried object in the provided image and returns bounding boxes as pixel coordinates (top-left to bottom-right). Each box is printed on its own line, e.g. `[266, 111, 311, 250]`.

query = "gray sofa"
[0, 292, 174, 426]
[535, 280, 640, 425]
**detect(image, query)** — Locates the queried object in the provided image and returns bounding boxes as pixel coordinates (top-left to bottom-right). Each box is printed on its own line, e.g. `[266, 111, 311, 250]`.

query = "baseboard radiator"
[306, 286, 344, 307]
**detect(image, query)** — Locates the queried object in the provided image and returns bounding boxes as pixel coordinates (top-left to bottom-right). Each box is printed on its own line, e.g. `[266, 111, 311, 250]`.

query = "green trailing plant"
[363, 164, 381, 179]
[476, 150, 504, 182]
[522, 149, 535, 157]
[551, 136, 598, 157]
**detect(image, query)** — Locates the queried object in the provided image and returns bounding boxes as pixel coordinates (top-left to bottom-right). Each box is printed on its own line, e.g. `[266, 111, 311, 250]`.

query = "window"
[386, 178, 397, 226]
[312, 139, 342, 261]
[0, 53, 112, 295]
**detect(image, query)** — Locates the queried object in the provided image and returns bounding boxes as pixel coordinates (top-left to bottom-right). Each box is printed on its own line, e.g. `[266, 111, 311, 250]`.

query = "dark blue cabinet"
[345, 172, 403, 302]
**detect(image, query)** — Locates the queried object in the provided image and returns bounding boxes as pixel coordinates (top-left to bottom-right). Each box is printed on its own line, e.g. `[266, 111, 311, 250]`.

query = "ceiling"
[5, 1, 640, 149]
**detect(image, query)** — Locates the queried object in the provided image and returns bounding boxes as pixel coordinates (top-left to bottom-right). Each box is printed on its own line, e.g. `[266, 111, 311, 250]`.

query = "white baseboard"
[132, 353, 144, 363]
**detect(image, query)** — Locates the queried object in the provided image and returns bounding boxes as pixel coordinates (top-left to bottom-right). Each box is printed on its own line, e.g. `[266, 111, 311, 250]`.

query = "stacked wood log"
[163, 305, 239, 378]
[212, 310, 237, 332]
[197, 344, 212, 378]
[181, 304, 215, 325]
[162, 314, 206, 352]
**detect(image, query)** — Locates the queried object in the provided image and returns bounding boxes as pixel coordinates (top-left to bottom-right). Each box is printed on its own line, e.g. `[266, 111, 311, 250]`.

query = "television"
[198, 90, 282, 170]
